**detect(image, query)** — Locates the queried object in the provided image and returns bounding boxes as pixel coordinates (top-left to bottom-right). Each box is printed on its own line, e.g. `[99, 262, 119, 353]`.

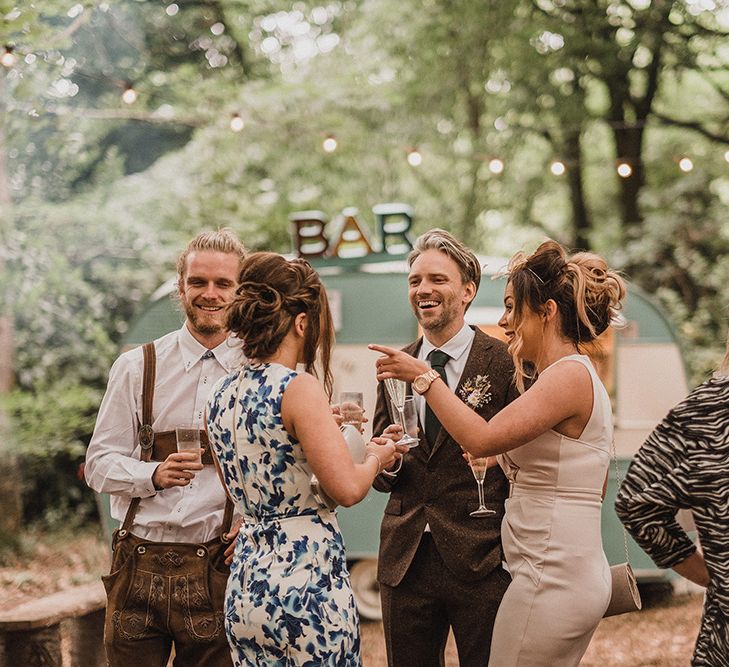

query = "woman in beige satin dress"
[371, 239, 626, 666]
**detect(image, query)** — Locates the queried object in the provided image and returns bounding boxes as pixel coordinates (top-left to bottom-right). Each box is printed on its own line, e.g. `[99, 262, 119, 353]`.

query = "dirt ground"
[1, 528, 704, 666]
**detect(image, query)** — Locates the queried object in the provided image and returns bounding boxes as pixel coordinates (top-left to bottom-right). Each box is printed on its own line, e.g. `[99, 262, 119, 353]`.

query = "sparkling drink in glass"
[398, 396, 420, 448]
[176, 424, 202, 464]
[469, 456, 496, 517]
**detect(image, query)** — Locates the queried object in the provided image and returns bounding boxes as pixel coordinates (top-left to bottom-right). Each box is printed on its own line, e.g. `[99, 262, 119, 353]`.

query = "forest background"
[0, 0, 727, 545]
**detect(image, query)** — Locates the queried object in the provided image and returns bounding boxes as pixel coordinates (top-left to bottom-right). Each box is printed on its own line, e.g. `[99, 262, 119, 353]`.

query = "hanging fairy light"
[724, 150, 729, 164]
[488, 158, 504, 175]
[678, 157, 694, 173]
[407, 149, 423, 167]
[550, 160, 566, 176]
[1, 46, 16, 68]
[229, 113, 244, 132]
[121, 83, 138, 105]
[322, 135, 337, 153]
[616, 161, 632, 178]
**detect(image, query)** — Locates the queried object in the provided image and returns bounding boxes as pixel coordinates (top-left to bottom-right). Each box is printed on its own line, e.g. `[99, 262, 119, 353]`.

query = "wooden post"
[2, 625, 63, 666]
[65, 609, 106, 666]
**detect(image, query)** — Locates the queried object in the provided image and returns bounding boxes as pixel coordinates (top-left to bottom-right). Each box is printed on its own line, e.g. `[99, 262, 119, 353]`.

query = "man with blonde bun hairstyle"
[85, 228, 246, 666]
[371, 228, 518, 667]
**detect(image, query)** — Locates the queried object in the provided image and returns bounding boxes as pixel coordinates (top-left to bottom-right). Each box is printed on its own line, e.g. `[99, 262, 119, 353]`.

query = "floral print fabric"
[207, 363, 361, 666]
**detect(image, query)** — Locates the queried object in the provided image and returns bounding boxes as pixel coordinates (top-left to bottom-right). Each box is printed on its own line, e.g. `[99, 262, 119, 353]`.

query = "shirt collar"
[420, 322, 474, 363]
[178, 324, 245, 373]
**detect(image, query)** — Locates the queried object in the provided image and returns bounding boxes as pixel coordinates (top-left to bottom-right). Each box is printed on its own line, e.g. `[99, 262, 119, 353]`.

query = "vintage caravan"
[105, 211, 691, 618]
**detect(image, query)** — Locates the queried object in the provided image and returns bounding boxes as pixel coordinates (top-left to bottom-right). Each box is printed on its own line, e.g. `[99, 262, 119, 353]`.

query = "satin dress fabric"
[489, 355, 612, 667]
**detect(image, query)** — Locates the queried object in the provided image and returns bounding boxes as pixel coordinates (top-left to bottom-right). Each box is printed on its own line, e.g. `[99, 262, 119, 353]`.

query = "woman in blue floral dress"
[207, 252, 401, 666]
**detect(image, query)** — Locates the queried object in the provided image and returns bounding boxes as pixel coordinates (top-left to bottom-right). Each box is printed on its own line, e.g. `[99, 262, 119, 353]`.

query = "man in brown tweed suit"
[371, 229, 518, 667]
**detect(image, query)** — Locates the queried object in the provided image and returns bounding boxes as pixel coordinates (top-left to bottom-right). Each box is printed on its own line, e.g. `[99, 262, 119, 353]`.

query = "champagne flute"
[399, 396, 420, 448]
[384, 378, 419, 448]
[469, 456, 496, 517]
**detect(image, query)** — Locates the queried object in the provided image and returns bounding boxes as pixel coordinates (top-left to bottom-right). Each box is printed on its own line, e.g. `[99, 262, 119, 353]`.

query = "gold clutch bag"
[604, 562, 642, 617]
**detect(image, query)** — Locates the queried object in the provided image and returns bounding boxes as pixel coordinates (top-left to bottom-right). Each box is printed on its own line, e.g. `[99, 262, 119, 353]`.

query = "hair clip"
[526, 267, 545, 284]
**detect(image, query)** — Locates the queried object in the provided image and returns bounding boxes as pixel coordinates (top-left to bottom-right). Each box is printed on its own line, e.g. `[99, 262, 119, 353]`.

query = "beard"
[183, 300, 227, 337]
[413, 300, 460, 334]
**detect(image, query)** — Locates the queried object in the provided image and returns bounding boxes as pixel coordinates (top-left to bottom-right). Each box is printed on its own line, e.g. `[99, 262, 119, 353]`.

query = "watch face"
[413, 375, 430, 394]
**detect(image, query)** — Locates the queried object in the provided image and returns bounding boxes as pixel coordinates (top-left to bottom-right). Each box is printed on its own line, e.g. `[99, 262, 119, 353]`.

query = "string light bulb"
[121, 83, 137, 105]
[1, 46, 16, 68]
[724, 150, 729, 164]
[550, 160, 566, 176]
[488, 158, 504, 175]
[407, 149, 422, 167]
[678, 157, 694, 173]
[322, 135, 337, 153]
[617, 162, 632, 178]
[230, 113, 244, 132]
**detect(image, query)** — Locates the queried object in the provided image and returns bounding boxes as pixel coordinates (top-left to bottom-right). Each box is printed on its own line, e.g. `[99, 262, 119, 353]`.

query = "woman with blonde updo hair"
[371, 240, 626, 666]
[207, 252, 402, 666]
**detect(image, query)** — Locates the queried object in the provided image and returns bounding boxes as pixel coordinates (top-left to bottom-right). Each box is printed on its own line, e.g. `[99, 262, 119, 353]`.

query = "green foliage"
[2, 383, 100, 458]
[0, 188, 173, 525]
[1, 382, 101, 527]
[622, 170, 729, 384]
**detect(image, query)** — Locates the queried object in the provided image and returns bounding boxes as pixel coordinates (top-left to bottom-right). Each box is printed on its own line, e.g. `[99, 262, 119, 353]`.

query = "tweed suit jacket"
[373, 327, 518, 588]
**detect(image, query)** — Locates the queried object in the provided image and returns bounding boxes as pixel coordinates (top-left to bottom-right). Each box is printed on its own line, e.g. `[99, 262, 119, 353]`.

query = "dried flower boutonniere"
[458, 374, 492, 409]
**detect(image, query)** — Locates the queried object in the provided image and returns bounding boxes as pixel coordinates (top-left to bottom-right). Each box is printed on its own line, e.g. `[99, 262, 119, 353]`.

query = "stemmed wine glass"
[383, 378, 419, 448]
[469, 456, 496, 517]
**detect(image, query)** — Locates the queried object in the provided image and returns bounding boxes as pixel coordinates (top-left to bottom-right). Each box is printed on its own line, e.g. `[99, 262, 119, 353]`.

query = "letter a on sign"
[331, 207, 374, 258]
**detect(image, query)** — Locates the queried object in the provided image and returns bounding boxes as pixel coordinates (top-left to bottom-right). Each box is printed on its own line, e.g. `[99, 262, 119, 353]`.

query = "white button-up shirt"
[85, 324, 244, 542]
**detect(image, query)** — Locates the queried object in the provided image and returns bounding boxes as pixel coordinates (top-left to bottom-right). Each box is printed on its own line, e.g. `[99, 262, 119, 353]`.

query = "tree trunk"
[613, 124, 646, 237]
[458, 158, 482, 248]
[564, 129, 591, 249]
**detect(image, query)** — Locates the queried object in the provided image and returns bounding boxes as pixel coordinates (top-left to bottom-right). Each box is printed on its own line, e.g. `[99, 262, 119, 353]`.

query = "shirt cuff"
[130, 460, 161, 498]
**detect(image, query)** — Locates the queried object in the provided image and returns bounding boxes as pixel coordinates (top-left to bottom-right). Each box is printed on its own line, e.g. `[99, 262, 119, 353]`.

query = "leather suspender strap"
[220, 495, 234, 542]
[118, 343, 156, 538]
[140, 342, 156, 449]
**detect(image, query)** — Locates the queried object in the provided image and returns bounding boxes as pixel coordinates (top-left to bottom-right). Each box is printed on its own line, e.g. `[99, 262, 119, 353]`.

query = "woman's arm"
[615, 399, 701, 578]
[283, 373, 402, 507]
[369, 344, 592, 456]
[673, 550, 710, 587]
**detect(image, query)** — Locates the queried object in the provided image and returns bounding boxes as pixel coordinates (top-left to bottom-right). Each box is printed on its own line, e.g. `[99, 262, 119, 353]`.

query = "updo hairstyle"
[227, 252, 335, 396]
[507, 240, 626, 386]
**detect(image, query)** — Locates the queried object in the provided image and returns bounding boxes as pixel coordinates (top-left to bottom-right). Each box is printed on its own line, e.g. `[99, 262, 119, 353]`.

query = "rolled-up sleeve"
[84, 354, 158, 499]
[615, 405, 698, 570]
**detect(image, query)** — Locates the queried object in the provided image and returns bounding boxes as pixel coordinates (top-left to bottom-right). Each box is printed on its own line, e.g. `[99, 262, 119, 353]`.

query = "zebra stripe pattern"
[615, 375, 729, 667]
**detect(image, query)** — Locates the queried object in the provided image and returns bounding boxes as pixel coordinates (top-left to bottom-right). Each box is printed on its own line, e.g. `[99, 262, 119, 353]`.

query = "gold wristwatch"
[412, 368, 440, 394]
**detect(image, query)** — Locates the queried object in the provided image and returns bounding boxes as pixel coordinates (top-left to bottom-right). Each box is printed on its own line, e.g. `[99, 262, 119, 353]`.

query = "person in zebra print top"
[615, 333, 729, 667]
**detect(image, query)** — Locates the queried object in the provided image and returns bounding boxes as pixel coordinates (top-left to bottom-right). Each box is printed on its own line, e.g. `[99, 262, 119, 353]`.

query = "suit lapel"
[429, 328, 495, 458]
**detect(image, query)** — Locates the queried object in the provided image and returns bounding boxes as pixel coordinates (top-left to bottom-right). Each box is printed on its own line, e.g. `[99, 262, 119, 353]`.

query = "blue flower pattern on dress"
[207, 363, 361, 666]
